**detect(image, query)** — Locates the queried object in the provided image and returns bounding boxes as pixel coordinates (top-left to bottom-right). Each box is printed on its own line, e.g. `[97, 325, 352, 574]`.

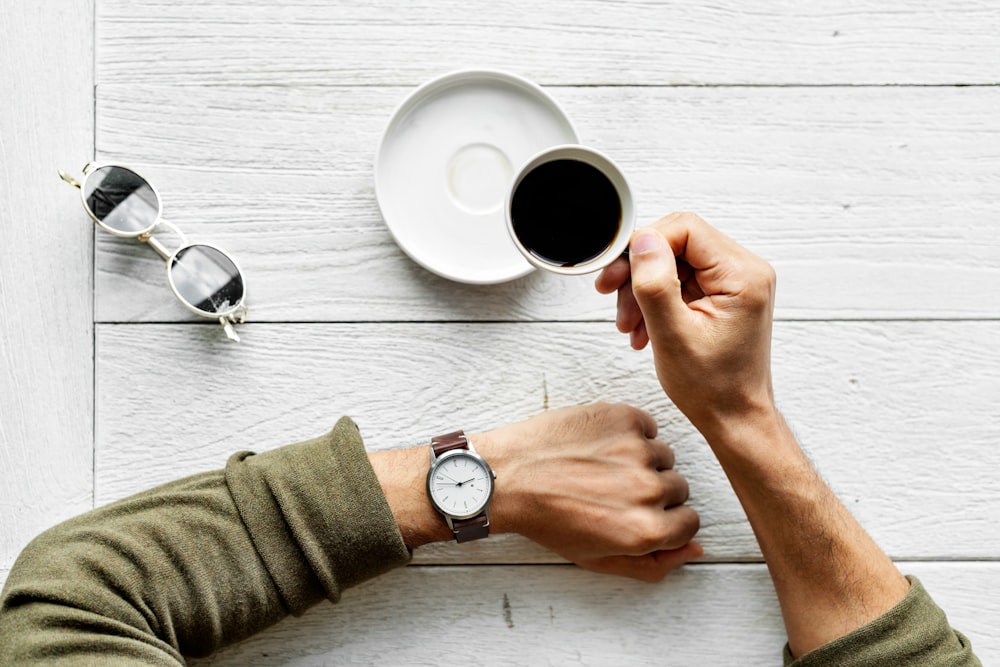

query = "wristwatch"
[426, 430, 496, 543]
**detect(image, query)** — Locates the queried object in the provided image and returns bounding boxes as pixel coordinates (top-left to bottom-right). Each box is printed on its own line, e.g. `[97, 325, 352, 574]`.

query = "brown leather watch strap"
[431, 430, 469, 456]
[452, 515, 490, 543]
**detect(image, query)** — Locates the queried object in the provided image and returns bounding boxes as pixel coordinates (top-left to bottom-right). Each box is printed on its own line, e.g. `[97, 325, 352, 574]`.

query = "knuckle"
[638, 446, 659, 470]
[661, 445, 676, 470]
[587, 400, 612, 415]
[674, 473, 691, 504]
[631, 273, 679, 302]
[626, 514, 669, 554]
[763, 260, 777, 287]
[607, 401, 632, 419]
[747, 258, 777, 306]
[673, 211, 703, 225]
[601, 403, 647, 437]
[622, 405, 646, 428]
[673, 506, 701, 542]
[659, 469, 688, 506]
[632, 471, 663, 504]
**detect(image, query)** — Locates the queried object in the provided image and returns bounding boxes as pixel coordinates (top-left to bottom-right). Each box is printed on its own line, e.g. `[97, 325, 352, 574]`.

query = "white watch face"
[428, 451, 493, 519]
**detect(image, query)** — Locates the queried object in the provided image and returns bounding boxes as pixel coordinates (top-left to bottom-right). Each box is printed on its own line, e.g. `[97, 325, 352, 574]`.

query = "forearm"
[0, 418, 410, 664]
[703, 405, 909, 658]
[605, 214, 977, 661]
[369, 444, 452, 549]
[0, 469, 239, 665]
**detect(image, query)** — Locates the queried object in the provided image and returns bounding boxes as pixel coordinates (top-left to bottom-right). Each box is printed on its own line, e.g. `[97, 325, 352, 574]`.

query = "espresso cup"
[505, 144, 635, 275]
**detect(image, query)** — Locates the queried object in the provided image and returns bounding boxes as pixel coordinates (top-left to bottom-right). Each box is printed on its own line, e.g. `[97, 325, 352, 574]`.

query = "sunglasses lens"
[169, 245, 245, 315]
[83, 166, 160, 234]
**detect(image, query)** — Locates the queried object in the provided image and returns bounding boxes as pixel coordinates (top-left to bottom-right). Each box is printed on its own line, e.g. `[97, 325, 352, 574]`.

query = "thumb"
[628, 228, 691, 339]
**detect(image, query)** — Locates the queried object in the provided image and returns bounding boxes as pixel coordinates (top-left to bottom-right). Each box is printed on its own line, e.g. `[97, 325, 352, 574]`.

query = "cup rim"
[505, 144, 635, 276]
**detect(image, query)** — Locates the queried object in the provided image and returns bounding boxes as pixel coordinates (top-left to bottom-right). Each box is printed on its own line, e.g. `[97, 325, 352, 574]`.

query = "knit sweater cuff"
[225, 416, 411, 614]
[784, 575, 979, 666]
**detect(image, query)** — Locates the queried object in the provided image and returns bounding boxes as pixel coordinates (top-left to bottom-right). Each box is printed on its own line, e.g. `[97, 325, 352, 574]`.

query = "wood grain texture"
[0, 2, 94, 572]
[2, 1, 996, 662]
[186, 562, 999, 666]
[97, 1, 1000, 86]
[92, 85, 1000, 322]
[95, 321, 1000, 561]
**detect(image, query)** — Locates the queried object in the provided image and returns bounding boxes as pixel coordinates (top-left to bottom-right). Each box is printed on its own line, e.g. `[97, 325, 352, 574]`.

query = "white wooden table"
[2, 2, 998, 664]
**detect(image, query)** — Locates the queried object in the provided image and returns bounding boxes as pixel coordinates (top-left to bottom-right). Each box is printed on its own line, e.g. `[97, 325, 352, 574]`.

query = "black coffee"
[511, 159, 621, 266]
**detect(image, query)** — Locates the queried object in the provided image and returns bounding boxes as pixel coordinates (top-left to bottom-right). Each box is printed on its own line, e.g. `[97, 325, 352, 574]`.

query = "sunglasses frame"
[59, 162, 249, 342]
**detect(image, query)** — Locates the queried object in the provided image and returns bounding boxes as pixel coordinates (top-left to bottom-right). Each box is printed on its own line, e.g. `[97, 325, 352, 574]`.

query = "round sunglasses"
[59, 163, 248, 342]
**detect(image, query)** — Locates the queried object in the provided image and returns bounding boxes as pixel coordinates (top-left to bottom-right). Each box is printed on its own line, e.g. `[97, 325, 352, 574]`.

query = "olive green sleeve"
[0, 417, 411, 665]
[783, 576, 980, 667]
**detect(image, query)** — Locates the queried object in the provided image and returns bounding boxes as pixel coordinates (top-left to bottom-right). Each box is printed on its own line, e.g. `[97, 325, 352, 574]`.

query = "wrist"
[465, 429, 523, 537]
[368, 446, 452, 550]
[696, 401, 805, 471]
[712, 399, 781, 440]
[369, 423, 527, 549]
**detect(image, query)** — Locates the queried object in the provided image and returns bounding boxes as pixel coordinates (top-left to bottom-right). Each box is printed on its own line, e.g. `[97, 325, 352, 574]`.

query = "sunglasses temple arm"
[59, 170, 82, 189]
[220, 318, 241, 342]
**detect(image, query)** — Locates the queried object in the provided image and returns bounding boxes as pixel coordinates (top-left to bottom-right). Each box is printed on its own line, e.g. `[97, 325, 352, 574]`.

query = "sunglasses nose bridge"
[138, 219, 187, 262]
[143, 233, 173, 262]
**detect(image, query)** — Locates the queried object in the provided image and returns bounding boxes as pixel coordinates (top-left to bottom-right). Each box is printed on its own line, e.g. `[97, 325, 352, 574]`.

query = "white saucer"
[375, 70, 579, 284]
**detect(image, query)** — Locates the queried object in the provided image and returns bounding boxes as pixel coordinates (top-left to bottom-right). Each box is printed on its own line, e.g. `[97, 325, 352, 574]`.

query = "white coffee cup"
[505, 144, 635, 275]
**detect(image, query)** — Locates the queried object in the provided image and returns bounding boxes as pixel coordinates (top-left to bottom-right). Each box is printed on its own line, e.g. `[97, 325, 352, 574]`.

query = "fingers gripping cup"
[505, 145, 635, 275]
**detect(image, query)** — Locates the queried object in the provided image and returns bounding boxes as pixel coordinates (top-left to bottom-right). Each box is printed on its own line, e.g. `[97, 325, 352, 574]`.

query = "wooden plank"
[94, 321, 1000, 560]
[97, 1, 1000, 86]
[92, 85, 1000, 322]
[187, 562, 999, 666]
[0, 3, 94, 572]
